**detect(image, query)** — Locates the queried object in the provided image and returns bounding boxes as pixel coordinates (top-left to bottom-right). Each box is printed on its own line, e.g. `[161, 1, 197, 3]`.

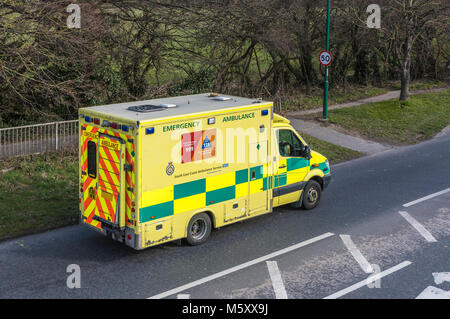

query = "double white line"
[398, 188, 449, 243]
[402, 188, 450, 208]
[399, 211, 437, 243]
[340, 235, 374, 274]
[324, 261, 412, 299]
[266, 261, 288, 299]
[149, 232, 334, 299]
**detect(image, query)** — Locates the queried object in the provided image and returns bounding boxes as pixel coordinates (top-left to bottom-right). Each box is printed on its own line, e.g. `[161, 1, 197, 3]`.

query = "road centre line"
[399, 211, 437, 243]
[339, 235, 374, 274]
[324, 261, 412, 299]
[266, 261, 288, 299]
[148, 232, 334, 299]
[403, 188, 450, 208]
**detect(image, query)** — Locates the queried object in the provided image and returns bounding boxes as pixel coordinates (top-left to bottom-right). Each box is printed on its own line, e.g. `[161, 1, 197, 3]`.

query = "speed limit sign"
[319, 51, 332, 66]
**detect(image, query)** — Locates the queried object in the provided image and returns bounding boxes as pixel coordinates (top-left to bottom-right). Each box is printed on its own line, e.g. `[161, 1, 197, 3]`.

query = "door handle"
[279, 165, 286, 169]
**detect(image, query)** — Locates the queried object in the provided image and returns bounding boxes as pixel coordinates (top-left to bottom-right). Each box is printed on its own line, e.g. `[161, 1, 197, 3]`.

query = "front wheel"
[302, 180, 322, 210]
[186, 213, 212, 246]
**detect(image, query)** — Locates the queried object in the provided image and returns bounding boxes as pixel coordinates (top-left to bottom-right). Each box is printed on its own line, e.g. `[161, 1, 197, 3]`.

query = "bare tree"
[383, 0, 448, 100]
[0, 0, 106, 123]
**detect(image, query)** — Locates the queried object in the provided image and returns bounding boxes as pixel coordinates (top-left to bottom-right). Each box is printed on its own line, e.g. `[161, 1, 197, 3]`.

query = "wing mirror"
[304, 145, 312, 160]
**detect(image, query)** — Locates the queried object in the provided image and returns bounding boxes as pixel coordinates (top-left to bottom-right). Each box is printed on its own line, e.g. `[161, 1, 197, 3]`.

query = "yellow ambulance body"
[78, 93, 331, 250]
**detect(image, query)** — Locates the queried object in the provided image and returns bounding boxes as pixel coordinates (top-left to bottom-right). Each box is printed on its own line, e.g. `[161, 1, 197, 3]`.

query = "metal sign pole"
[323, 0, 331, 120]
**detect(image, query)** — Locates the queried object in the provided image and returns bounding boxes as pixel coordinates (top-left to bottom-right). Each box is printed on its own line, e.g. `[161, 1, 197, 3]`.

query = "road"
[0, 134, 449, 299]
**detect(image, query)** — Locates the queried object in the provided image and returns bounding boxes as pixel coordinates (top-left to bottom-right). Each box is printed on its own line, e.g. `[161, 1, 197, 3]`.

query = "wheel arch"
[309, 175, 324, 190]
[305, 169, 325, 190]
[184, 209, 216, 236]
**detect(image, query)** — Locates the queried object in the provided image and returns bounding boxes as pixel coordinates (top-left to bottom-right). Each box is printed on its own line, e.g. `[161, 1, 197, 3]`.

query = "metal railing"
[0, 120, 79, 158]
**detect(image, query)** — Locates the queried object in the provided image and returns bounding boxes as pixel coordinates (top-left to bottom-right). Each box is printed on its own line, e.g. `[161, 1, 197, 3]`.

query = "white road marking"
[339, 235, 374, 274]
[416, 272, 450, 299]
[403, 188, 450, 207]
[399, 211, 437, 243]
[416, 286, 450, 299]
[324, 261, 412, 299]
[433, 272, 450, 285]
[266, 261, 288, 299]
[148, 232, 334, 299]
[177, 294, 190, 299]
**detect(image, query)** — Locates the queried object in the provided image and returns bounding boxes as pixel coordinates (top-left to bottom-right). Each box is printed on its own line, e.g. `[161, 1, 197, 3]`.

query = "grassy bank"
[304, 89, 450, 146]
[282, 85, 388, 112]
[0, 150, 79, 241]
[281, 80, 448, 113]
[299, 132, 364, 164]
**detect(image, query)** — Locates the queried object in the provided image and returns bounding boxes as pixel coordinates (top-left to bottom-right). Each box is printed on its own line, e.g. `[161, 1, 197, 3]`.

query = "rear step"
[93, 215, 124, 231]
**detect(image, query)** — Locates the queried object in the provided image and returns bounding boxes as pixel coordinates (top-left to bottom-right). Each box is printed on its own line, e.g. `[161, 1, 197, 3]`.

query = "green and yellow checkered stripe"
[274, 157, 310, 188]
[139, 165, 272, 223]
[139, 157, 313, 223]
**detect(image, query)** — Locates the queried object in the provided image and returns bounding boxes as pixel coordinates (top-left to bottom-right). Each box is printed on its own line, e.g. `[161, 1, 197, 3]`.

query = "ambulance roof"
[82, 93, 270, 123]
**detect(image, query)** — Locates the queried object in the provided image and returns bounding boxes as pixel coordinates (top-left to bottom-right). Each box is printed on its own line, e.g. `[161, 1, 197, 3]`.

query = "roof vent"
[212, 96, 232, 101]
[159, 103, 177, 108]
[127, 104, 177, 113]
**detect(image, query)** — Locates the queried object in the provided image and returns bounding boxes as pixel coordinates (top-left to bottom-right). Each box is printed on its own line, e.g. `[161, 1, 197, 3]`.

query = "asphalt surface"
[0, 134, 449, 299]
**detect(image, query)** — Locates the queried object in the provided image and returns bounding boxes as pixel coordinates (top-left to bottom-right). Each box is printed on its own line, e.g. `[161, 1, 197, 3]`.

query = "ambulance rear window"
[87, 141, 97, 178]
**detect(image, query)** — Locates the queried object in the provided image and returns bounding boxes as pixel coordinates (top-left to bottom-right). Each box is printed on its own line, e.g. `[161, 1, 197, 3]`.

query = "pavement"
[435, 124, 450, 138]
[0, 132, 449, 299]
[288, 117, 392, 155]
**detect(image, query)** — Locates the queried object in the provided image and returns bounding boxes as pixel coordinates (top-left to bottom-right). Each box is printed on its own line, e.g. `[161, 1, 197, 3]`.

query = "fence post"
[0, 120, 79, 159]
[55, 122, 59, 151]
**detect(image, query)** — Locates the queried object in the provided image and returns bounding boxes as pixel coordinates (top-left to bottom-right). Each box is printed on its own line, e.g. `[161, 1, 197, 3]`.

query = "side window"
[277, 129, 305, 157]
[278, 129, 293, 157]
[87, 141, 97, 178]
[291, 133, 305, 156]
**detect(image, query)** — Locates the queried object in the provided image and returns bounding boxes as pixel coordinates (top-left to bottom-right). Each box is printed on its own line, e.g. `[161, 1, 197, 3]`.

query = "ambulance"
[78, 93, 331, 250]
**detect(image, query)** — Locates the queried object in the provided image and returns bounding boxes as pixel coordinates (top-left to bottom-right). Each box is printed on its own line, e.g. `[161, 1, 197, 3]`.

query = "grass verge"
[304, 89, 450, 146]
[299, 132, 365, 164]
[391, 80, 447, 91]
[0, 150, 79, 241]
[282, 85, 388, 112]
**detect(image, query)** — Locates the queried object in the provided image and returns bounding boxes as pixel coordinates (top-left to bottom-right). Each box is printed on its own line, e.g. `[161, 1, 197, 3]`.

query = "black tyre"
[186, 213, 212, 246]
[302, 180, 322, 210]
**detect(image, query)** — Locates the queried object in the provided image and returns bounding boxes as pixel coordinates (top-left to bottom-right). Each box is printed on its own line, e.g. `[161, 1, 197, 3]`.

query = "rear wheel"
[302, 180, 322, 210]
[186, 213, 212, 246]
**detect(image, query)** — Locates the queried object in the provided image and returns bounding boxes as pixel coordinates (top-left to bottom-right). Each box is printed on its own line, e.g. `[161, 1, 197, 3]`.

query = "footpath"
[287, 87, 449, 155]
